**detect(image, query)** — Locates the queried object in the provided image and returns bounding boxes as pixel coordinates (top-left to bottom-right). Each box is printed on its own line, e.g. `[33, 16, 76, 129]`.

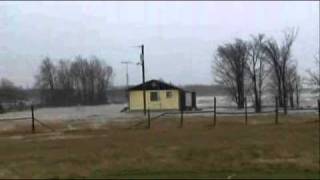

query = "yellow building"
[128, 79, 196, 111]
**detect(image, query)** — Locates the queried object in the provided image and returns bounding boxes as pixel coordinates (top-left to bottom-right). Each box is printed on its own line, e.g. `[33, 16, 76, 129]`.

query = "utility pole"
[139, 44, 147, 115]
[318, 53, 320, 99]
[133, 44, 146, 115]
[121, 61, 133, 106]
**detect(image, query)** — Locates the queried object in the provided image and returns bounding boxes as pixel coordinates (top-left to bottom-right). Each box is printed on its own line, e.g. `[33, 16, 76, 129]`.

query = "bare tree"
[214, 39, 248, 108]
[35, 57, 57, 105]
[263, 38, 283, 106]
[286, 63, 301, 108]
[247, 34, 267, 112]
[87, 56, 113, 104]
[295, 74, 302, 108]
[280, 28, 298, 112]
[263, 28, 298, 114]
[306, 54, 320, 96]
[56, 60, 73, 105]
[56, 60, 72, 90]
[71, 56, 90, 104]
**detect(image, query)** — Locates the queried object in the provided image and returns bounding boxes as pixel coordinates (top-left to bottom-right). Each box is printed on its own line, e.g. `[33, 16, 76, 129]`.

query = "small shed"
[128, 79, 196, 111]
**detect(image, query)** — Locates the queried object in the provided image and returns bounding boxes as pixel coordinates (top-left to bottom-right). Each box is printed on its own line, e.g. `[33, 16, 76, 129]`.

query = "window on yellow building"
[166, 91, 172, 98]
[150, 92, 159, 101]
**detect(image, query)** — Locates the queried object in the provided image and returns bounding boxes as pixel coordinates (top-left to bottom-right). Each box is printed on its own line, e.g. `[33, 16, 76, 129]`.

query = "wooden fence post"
[180, 108, 184, 128]
[147, 109, 150, 129]
[275, 96, 279, 125]
[31, 105, 35, 133]
[245, 97, 248, 126]
[213, 96, 216, 128]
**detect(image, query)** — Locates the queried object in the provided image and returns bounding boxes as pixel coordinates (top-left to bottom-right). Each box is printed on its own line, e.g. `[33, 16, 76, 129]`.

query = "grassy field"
[0, 114, 319, 179]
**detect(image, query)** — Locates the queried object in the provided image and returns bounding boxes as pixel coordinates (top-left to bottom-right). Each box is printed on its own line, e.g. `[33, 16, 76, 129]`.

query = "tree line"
[0, 78, 27, 112]
[213, 28, 302, 113]
[35, 56, 113, 106]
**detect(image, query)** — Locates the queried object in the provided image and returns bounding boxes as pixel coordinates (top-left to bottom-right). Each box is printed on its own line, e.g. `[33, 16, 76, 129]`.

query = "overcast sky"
[0, 1, 319, 87]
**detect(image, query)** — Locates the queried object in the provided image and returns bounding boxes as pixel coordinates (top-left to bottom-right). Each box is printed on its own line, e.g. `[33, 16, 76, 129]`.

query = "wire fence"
[0, 117, 32, 122]
[0, 105, 54, 133]
[1, 100, 319, 133]
[137, 97, 320, 129]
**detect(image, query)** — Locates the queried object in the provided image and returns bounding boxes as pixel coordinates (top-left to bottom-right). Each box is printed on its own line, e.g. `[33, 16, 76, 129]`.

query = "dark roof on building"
[128, 79, 185, 91]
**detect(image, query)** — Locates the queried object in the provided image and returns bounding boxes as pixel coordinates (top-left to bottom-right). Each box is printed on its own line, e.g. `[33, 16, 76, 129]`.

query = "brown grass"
[0, 114, 318, 179]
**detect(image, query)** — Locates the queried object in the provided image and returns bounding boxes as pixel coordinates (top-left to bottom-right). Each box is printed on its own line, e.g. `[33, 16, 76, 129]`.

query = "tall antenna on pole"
[121, 61, 133, 88]
[121, 61, 134, 106]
